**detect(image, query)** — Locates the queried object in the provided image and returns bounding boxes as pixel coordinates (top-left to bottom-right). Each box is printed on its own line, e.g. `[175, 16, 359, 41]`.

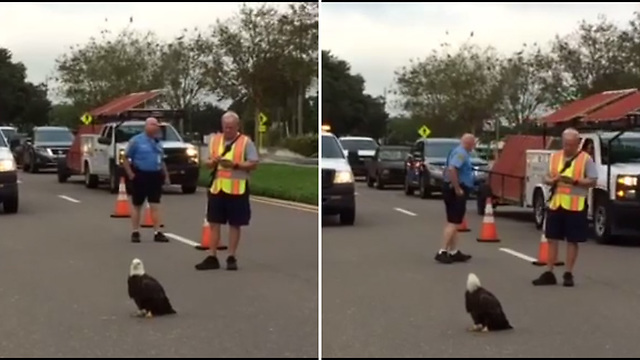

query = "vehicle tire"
[3, 194, 18, 214]
[533, 189, 546, 230]
[108, 166, 119, 194]
[181, 184, 197, 194]
[418, 175, 432, 199]
[339, 207, 356, 225]
[366, 174, 374, 188]
[375, 173, 385, 190]
[477, 184, 491, 216]
[84, 164, 98, 189]
[593, 193, 613, 244]
[404, 174, 414, 196]
[57, 170, 69, 183]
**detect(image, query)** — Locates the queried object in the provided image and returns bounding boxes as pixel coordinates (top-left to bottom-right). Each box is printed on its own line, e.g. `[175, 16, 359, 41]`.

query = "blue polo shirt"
[125, 133, 164, 172]
[444, 145, 474, 188]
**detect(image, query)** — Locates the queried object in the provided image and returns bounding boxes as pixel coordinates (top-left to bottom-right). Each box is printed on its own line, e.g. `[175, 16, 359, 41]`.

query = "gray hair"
[562, 127, 580, 140]
[221, 111, 240, 124]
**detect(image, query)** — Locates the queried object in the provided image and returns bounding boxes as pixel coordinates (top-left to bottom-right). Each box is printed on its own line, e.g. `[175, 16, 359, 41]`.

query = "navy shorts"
[206, 191, 251, 227]
[442, 184, 469, 225]
[131, 170, 163, 206]
[544, 208, 588, 243]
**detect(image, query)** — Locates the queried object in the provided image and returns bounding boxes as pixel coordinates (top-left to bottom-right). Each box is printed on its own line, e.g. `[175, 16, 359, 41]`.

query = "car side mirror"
[9, 138, 20, 150]
[97, 136, 111, 145]
[24, 138, 32, 145]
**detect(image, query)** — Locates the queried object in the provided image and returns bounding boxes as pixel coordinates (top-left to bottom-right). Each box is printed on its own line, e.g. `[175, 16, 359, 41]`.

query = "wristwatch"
[572, 179, 579, 185]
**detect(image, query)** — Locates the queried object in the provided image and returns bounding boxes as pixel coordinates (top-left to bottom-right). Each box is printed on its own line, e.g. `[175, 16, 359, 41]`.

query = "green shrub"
[279, 134, 318, 157]
[198, 163, 318, 205]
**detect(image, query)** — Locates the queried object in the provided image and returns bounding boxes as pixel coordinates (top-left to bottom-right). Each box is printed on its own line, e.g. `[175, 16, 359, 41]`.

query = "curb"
[250, 195, 318, 212]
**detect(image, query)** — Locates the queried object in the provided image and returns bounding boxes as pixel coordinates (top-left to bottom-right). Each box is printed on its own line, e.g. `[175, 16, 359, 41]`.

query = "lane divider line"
[58, 195, 81, 203]
[165, 233, 200, 247]
[394, 207, 417, 217]
[499, 248, 537, 263]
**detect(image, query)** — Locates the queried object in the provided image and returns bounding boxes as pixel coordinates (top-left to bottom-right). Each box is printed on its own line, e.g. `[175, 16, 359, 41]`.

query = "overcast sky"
[321, 2, 640, 112]
[0, 2, 287, 86]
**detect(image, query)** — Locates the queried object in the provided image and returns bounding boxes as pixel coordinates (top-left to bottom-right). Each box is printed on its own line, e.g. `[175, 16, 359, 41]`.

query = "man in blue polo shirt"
[123, 117, 171, 243]
[435, 133, 476, 264]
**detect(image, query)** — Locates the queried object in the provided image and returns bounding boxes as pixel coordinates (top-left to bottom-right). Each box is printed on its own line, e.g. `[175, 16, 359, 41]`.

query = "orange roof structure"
[88, 90, 163, 118]
[541, 89, 636, 124]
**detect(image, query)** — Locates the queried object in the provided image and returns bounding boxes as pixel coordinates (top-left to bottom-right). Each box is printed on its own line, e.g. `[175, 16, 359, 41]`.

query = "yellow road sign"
[418, 125, 431, 138]
[259, 124, 267, 133]
[259, 112, 268, 125]
[80, 113, 93, 125]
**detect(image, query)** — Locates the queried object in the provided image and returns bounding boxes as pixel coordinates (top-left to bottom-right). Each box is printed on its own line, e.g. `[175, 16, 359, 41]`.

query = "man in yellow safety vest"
[533, 128, 598, 287]
[195, 111, 259, 271]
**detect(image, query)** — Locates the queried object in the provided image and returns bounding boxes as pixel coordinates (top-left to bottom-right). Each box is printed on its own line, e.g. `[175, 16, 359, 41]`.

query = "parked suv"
[23, 126, 74, 173]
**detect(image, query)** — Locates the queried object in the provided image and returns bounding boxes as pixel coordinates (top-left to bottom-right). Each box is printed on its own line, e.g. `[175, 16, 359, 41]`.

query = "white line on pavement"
[58, 195, 81, 203]
[499, 248, 537, 263]
[394, 207, 418, 217]
[165, 233, 200, 247]
[17, 180, 22, 184]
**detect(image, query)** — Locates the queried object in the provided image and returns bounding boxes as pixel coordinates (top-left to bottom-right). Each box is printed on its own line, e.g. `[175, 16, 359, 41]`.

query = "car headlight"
[334, 170, 354, 184]
[35, 147, 50, 155]
[616, 175, 638, 199]
[427, 164, 444, 174]
[118, 149, 126, 164]
[186, 146, 198, 157]
[0, 158, 16, 172]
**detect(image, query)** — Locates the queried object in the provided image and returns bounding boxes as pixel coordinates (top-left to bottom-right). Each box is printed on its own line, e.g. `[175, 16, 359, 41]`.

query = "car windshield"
[115, 124, 182, 143]
[340, 138, 378, 151]
[425, 141, 481, 159]
[379, 148, 409, 161]
[0, 133, 7, 147]
[0, 128, 17, 141]
[602, 136, 640, 164]
[322, 135, 345, 159]
[34, 129, 73, 143]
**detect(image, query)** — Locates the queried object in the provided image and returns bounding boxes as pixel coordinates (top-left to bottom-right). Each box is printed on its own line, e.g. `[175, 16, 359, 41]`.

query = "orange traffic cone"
[457, 216, 471, 232]
[476, 198, 500, 243]
[140, 202, 164, 228]
[195, 218, 211, 250]
[110, 177, 131, 218]
[532, 220, 564, 266]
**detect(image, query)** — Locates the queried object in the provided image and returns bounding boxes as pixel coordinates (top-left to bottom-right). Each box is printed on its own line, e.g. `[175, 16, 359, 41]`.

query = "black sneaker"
[226, 256, 238, 271]
[435, 251, 453, 264]
[449, 251, 472, 263]
[532, 271, 558, 286]
[154, 232, 169, 243]
[131, 231, 141, 243]
[563, 272, 574, 287]
[195, 256, 220, 271]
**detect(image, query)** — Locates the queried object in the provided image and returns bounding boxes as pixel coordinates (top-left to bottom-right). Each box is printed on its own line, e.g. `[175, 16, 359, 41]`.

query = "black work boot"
[449, 250, 472, 263]
[435, 251, 453, 264]
[563, 272, 575, 287]
[195, 256, 220, 271]
[154, 232, 169, 243]
[533, 271, 558, 286]
[226, 256, 238, 271]
[131, 231, 141, 243]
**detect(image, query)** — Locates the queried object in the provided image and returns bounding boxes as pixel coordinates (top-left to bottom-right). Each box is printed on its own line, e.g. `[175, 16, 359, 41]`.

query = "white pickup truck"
[506, 131, 640, 244]
[58, 120, 200, 194]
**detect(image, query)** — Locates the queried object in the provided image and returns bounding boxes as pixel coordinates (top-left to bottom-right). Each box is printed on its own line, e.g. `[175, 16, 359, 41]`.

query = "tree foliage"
[52, 3, 318, 140]
[0, 48, 52, 130]
[321, 50, 388, 138]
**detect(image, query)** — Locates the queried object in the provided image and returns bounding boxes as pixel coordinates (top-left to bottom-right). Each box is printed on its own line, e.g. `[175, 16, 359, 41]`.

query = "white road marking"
[17, 180, 22, 184]
[165, 233, 200, 247]
[58, 195, 81, 203]
[394, 207, 418, 217]
[499, 248, 537, 263]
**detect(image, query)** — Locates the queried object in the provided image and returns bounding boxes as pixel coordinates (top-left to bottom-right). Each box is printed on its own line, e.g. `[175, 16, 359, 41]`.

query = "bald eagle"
[128, 258, 176, 318]
[465, 273, 512, 332]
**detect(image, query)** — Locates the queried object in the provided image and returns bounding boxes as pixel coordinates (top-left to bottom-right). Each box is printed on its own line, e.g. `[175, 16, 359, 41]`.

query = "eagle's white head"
[130, 258, 145, 276]
[467, 273, 481, 293]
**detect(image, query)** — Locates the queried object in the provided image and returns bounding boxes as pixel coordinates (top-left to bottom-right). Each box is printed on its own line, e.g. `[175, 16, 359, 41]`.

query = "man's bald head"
[461, 133, 476, 151]
[562, 127, 581, 155]
[144, 117, 160, 136]
[221, 111, 240, 140]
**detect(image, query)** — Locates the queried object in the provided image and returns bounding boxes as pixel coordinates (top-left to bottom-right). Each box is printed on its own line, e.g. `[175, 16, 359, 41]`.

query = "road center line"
[499, 248, 537, 263]
[394, 207, 417, 217]
[58, 195, 81, 203]
[165, 233, 200, 247]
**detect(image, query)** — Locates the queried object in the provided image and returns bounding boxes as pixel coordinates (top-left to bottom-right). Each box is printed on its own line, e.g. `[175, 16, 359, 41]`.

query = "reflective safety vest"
[209, 133, 249, 195]
[548, 151, 589, 211]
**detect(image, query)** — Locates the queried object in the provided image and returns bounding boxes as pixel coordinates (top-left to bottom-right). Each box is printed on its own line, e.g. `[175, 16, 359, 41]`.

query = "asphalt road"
[323, 182, 640, 358]
[0, 171, 318, 358]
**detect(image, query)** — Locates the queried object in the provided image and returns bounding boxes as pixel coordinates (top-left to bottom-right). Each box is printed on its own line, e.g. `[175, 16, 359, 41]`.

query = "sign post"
[258, 112, 268, 151]
[417, 125, 431, 139]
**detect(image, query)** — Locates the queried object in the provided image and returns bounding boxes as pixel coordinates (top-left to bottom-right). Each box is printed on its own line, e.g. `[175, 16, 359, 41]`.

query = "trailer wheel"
[533, 189, 546, 230]
[477, 184, 491, 215]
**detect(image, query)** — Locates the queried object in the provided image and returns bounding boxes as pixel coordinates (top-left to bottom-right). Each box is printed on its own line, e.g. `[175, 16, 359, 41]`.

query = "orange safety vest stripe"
[549, 151, 588, 211]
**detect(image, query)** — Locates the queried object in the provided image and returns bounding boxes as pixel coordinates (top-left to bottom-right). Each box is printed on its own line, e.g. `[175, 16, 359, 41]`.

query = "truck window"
[600, 136, 640, 165]
[104, 126, 113, 140]
[114, 124, 182, 143]
[322, 135, 345, 159]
